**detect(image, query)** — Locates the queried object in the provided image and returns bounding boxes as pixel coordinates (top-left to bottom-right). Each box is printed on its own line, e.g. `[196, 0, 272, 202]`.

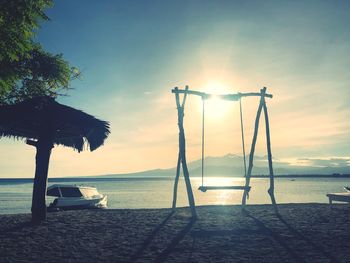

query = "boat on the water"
[47, 184, 107, 211]
[344, 186, 350, 192]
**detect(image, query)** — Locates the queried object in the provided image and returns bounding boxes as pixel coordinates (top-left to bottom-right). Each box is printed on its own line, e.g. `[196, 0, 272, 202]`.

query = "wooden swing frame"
[171, 86, 277, 218]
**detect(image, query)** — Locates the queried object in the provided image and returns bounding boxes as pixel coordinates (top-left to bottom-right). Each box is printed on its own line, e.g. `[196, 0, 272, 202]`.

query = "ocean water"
[0, 176, 349, 214]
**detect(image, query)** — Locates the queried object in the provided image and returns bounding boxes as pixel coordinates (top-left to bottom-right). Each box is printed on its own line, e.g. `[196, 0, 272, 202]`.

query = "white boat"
[47, 184, 107, 211]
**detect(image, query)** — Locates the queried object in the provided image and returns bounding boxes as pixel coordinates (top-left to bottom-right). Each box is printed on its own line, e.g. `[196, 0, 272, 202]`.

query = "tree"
[0, 1, 91, 223]
[0, 0, 79, 104]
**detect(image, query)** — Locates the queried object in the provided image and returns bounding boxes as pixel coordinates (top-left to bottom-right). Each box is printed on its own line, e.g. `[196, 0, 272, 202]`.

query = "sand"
[0, 204, 349, 263]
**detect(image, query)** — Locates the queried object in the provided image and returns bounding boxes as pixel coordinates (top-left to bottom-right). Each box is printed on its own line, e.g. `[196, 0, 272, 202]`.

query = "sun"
[201, 82, 233, 119]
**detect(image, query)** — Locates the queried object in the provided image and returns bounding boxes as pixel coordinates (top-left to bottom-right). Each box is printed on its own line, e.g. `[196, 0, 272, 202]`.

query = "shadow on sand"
[130, 207, 341, 263]
[154, 218, 196, 263]
[244, 210, 339, 263]
[130, 211, 196, 263]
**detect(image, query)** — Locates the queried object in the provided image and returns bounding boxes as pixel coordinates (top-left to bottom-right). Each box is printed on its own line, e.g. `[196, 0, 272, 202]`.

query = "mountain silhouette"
[102, 154, 350, 178]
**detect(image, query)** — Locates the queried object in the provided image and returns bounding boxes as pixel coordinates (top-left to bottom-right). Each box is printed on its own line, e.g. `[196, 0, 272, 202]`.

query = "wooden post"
[172, 153, 181, 210]
[172, 86, 189, 211]
[173, 87, 197, 218]
[241, 88, 265, 207]
[262, 96, 278, 212]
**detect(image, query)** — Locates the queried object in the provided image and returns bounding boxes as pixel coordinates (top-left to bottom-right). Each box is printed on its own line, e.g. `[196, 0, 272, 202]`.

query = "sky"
[1, 0, 350, 177]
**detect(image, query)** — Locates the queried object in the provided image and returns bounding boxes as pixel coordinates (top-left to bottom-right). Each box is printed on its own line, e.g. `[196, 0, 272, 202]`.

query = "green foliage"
[0, 0, 79, 104]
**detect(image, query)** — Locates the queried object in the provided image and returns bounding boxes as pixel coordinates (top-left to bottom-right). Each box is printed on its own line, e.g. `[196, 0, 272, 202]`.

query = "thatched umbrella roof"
[0, 96, 110, 152]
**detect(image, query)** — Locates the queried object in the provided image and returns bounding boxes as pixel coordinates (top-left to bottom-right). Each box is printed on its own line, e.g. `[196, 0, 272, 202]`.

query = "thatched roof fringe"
[0, 96, 110, 152]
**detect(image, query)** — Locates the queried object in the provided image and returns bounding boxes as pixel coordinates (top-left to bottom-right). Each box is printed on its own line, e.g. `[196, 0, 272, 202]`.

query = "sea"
[0, 176, 349, 214]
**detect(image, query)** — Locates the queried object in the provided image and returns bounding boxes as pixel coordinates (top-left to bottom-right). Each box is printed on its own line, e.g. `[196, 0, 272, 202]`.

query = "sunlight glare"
[202, 81, 234, 119]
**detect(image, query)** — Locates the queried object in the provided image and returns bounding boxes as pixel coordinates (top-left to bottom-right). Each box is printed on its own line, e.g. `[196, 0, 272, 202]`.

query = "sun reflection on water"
[195, 177, 247, 205]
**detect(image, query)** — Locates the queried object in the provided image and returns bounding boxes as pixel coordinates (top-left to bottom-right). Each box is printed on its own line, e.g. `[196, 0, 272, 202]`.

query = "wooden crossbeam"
[171, 88, 273, 100]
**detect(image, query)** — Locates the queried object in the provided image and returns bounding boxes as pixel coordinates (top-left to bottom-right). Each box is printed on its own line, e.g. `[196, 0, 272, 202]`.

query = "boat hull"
[48, 195, 107, 211]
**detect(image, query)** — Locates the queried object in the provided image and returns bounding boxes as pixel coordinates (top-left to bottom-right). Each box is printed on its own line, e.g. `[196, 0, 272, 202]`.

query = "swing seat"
[198, 185, 251, 192]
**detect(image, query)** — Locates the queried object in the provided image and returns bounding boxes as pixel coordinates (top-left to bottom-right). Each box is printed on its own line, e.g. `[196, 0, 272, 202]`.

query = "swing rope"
[199, 96, 250, 192]
[201, 98, 205, 188]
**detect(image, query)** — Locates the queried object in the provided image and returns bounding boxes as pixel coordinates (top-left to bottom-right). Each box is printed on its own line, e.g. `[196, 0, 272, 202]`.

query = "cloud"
[296, 157, 350, 167]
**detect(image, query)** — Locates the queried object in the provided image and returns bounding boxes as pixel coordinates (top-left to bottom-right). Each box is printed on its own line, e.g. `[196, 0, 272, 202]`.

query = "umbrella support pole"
[29, 137, 53, 223]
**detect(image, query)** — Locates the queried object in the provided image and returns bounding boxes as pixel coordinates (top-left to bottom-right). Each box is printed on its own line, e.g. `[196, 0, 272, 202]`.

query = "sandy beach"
[0, 204, 349, 263]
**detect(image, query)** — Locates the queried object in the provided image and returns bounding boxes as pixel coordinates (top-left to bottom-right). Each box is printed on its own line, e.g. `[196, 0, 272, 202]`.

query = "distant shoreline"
[1, 173, 350, 183]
